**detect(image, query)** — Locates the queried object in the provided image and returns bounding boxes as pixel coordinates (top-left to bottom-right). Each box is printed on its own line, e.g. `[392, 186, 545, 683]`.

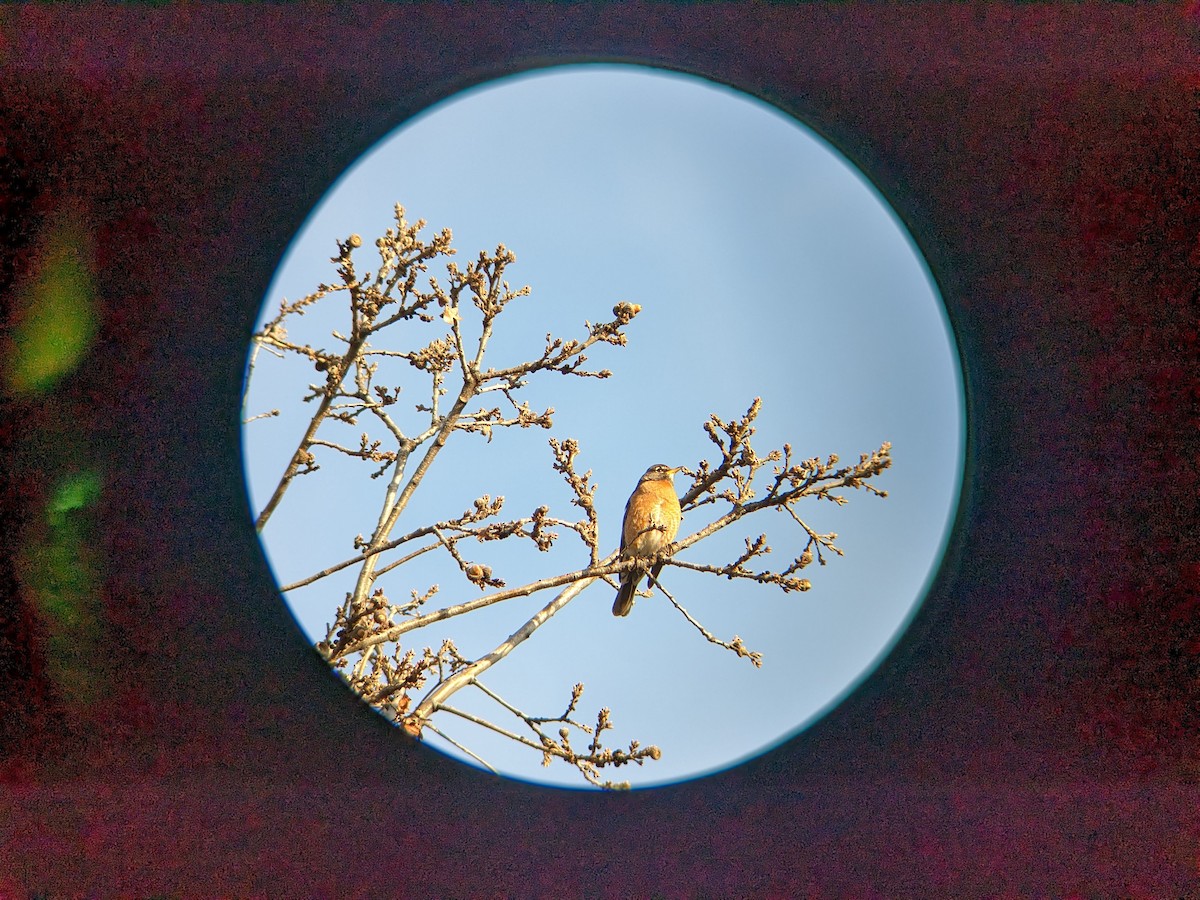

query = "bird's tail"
[612, 575, 639, 617]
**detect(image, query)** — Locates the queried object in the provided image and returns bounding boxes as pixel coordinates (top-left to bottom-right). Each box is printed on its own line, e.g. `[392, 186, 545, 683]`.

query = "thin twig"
[660, 584, 764, 667]
[422, 718, 500, 773]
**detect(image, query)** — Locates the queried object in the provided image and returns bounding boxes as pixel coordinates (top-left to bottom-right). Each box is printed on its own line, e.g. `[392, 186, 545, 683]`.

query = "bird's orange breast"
[623, 484, 681, 558]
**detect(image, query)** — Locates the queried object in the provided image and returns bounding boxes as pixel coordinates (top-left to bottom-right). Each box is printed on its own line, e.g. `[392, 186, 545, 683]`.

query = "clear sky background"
[242, 64, 964, 790]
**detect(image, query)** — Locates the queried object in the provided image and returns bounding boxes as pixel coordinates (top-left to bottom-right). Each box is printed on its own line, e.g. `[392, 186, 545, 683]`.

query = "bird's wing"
[619, 493, 634, 554]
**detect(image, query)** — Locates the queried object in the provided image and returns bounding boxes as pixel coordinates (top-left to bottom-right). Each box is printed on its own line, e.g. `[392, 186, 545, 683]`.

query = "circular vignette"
[241, 62, 966, 790]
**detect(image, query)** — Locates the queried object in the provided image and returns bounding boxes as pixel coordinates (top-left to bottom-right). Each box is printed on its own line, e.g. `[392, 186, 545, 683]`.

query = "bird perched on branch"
[613, 464, 683, 617]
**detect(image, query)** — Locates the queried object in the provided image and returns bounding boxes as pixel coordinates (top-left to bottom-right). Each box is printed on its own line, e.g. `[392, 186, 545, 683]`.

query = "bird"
[612, 464, 683, 617]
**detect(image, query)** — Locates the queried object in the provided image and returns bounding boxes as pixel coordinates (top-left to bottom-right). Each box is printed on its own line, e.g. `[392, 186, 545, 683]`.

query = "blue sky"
[242, 64, 964, 789]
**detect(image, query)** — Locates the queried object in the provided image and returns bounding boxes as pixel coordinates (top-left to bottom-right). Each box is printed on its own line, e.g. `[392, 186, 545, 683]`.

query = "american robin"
[612, 464, 683, 617]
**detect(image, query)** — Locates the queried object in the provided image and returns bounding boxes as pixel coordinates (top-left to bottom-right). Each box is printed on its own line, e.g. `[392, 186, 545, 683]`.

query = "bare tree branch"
[245, 202, 891, 788]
